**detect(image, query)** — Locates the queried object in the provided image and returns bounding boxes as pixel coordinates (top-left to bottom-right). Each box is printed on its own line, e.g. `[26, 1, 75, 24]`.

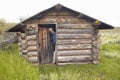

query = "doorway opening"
[38, 24, 56, 64]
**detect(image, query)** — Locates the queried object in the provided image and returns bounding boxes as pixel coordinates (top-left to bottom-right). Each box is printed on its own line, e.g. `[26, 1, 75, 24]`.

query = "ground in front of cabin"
[0, 28, 120, 80]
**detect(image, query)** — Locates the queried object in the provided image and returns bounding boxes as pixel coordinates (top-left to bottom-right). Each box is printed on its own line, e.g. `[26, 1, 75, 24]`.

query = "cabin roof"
[7, 4, 114, 32]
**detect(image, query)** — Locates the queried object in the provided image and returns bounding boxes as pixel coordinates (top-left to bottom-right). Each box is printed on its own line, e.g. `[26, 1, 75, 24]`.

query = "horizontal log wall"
[58, 44, 92, 50]
[57, 39, 92, 45]
[57, 34, 93, 39]
[56, 24, 94, 65]
[57, 29, 94, 34]
[57, 55, 92, 62]
[57, 50, 92, 56]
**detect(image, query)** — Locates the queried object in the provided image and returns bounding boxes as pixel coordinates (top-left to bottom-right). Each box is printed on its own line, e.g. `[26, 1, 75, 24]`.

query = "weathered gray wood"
[92, 41, 100, 48]
[26, 25, 35, 31]
[21, 40, 27, 44]
[57, 29, 93, 34]
[18, 40, 27, 47]
[26, 30, 37, 35]
[57, 50, 92, 56]
[27, 46, 38, 51]
[21, 33, 26, 39]
[18, 42, 21, 47]
[57, 39, 92, 44]
[58, 24, 93, 29]
[27, 51, 38, 57]
[21, 44, 27, 50]
[57, 34, 93, 39]
[27, 41, 37, 46]
[57, 55, 92, 62]
[44, 11, 75, 16]
[57, 44, 92, 50]
[27, 35, 37, 40]
[27, 56, 38, 63]
[18, 36, 22, 42]
[57, 61, 92, 65]
[22, 50, 28, 55]
[91, 53, 98, 59]
[92, 47, 99, 53]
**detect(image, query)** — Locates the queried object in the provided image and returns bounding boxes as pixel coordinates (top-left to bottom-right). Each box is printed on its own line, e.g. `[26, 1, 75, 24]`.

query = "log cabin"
[7, 4, 113, 65]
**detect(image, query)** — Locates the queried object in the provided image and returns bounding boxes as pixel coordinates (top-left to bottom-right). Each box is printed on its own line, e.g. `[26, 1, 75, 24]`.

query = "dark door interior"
[38, 24, 56, 64]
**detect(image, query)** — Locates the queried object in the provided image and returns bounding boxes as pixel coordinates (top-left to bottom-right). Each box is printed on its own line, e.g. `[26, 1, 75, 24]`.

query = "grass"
[0, 28, 120, 80]
[38, 43, 120, 80]
[0, 44, 38, 80]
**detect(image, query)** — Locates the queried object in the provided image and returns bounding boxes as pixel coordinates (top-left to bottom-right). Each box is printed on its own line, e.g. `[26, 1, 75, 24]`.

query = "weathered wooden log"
[39, 19, 57, 23]
[92, 47, 99, 53]
[26, 35, 37, 40]
[18, 41, 27, 47]
[57, 50, 92, 56]
[44, 11, 74, 16]
[57, 29, 93, 34]
[57, 44, 92, 50]
[21, 33, 26, 39]
[92, 60, 99, 64]
[21, 44, 27, 50]
[26, 25, 36, 31]
[57, 55, 92, 62]
[92, 37, 97, 41]
[27, 46, 38, 51]
[22, 50, 28, 55]
[57, 34, 93, 39]
[17, 35, 22, 42]
[57, 61, 92, 65]
[21, 40, 27, 44]
[58, 24, 93, 29]
[92, 42, 100, 48]
[57, 39, 92, 45]
[27, 41, 37, 46]
[26, 30, 37, 35]
[92, 34, 101, 41]
[18, 42, 21, 47]
[91, 53, 98, 59]
[27, 51, 38, 57]
[27, 56, 38, 63]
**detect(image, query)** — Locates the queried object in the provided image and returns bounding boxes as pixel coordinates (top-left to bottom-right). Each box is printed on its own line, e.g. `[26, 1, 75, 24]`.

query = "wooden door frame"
[38, 23, 57, 64]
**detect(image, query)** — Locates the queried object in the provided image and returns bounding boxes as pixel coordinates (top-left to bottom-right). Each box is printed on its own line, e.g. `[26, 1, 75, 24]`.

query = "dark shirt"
[52, 32, 56, 44]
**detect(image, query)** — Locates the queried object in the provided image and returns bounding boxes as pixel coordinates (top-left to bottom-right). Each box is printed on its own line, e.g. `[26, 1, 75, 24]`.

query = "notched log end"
[92, 60, 99, 64]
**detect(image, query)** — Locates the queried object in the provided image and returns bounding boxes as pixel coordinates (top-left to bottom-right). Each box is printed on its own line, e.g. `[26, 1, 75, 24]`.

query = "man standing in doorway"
[49, 28, 56, 63]
[49, 28, 56, 51]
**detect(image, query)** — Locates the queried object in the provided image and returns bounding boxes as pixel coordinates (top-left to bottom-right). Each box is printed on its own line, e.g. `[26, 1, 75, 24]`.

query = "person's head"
[49, 28, 54, 34]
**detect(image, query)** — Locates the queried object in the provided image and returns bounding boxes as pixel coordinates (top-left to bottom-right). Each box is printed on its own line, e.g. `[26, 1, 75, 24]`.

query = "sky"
[0, 0, 120, 27]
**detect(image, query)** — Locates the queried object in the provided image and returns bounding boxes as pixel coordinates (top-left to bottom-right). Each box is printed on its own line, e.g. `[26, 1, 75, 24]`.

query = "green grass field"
[0, 28, 120, 80]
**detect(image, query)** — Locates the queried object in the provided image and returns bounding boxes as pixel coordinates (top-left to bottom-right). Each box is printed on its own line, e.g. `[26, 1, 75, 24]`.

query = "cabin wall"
[56, 24, 100, 65]
[18, 32, 27, 56]
[23, 10, 100, 65]
[26, 24, 39, 64]
[17, 24, 39, 64]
